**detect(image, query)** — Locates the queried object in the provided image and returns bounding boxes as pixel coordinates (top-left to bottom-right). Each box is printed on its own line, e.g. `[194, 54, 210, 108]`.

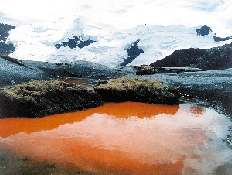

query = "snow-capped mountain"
[43, 24, 232, 67]
[6, 23, 232, 67]
[0, 0, 232, 67]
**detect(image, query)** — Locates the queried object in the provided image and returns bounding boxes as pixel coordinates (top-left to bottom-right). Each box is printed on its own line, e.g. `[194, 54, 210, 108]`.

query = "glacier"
[0, 0, 232, 67]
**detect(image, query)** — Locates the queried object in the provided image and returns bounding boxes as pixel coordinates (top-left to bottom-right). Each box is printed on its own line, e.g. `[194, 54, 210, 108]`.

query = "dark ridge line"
[0, 55, 25, 66]
[151, 42, 232, 70]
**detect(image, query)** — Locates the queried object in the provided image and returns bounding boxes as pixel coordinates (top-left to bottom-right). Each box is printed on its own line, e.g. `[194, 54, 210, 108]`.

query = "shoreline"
[0, 54, 232, 118]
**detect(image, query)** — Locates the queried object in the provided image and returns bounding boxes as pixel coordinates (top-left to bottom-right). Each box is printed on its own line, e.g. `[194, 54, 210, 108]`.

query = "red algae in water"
[0, 102, 179, 138]
[0, 102, 231, 175]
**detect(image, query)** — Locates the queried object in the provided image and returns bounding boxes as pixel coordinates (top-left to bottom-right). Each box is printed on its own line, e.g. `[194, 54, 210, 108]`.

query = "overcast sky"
[0, 0, 231, 36]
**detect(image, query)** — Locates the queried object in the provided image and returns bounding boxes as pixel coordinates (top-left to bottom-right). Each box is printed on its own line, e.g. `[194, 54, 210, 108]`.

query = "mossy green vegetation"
[96, 78, 165, 91]
[95, 78, 179, 104]
[0, 80, 102, 118]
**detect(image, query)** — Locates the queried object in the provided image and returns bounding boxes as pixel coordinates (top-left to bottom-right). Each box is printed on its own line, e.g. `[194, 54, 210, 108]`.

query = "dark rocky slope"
[151, 42, 232, 70]
[0, 55, 124, 86]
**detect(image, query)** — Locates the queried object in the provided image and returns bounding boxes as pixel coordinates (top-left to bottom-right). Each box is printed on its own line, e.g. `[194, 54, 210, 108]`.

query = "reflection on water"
[0, 102, 231, 175]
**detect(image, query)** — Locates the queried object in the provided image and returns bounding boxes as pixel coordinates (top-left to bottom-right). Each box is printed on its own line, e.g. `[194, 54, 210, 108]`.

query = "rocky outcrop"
[55, 35, 96, 49]
[151, 43, 232, 70]
[195, 25, 232, 42]
[196, 25, 213, 36]
[0, 23, 15, 55]
[120, 39, 144, 66]
[95, 78, 180, 104]
[0, 80, 102, 118]
[213, 35, 232, 42]
[0, 23, 15, 42]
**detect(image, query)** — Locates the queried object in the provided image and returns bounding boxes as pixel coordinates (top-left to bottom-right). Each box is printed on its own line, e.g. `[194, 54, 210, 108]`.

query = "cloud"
[189, 0, 224, 11]
[0, 0, 231, 31]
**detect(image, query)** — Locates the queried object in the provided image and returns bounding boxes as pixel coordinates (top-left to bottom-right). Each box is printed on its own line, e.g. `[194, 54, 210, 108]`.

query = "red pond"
[0, 102, 231, 175]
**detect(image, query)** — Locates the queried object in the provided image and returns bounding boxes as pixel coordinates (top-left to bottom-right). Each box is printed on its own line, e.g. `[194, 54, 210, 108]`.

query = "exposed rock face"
[55, 35, 96, 49]
[0, 80, 102, 118]
[151, 43, 232, 70]
[120, 39, 144, 66]
[196, 25, 213, 36]
[95, 78, 180, 104]
[213, 35, 232, 42]
[0, 23, 15, 55]
[195, 25, 232, 42]
[0, 23, 15, 41]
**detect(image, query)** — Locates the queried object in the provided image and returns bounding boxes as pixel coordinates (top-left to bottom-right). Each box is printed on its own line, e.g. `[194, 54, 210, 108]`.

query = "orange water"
[0, 102, 178, 138]
[0, 102, 230, 175]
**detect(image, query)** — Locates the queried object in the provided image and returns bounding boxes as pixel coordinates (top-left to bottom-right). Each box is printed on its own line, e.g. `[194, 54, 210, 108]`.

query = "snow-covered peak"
[0, 0, 232, 67]
[5, 22, 232, 67]
[50, 24, 232, 67]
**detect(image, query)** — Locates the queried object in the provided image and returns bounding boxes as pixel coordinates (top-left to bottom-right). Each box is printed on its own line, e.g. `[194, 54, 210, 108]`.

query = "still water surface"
[0, 102, 232, 175]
